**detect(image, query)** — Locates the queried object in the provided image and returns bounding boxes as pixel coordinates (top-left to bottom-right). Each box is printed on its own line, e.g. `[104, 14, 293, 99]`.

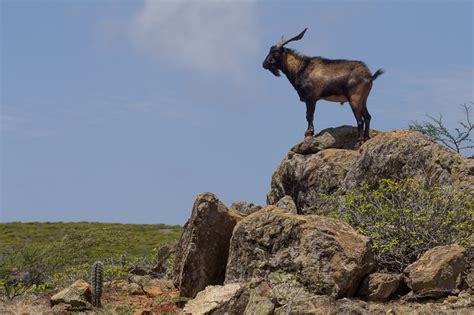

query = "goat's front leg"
[304, 101, 316, 137]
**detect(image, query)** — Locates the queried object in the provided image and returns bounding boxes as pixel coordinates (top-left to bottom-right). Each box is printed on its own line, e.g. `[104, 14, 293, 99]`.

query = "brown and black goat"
[262, 28, 384, 140]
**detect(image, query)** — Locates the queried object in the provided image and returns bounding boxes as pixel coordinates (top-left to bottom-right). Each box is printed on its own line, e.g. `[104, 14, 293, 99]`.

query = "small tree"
[409, 103, 474, 154]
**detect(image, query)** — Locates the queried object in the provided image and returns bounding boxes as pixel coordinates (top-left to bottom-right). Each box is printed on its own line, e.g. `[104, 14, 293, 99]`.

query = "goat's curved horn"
[276, 28, 308, 48]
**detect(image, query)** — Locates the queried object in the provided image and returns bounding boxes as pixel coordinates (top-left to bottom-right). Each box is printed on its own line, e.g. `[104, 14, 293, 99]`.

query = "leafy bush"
[319, 179, 473, 272]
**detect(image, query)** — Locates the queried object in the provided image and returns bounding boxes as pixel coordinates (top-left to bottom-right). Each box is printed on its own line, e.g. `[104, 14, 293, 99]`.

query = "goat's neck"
[281, 49, 305, 85]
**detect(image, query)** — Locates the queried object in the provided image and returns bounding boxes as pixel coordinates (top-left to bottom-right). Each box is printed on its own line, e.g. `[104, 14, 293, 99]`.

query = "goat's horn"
[277, 28, 308, 48]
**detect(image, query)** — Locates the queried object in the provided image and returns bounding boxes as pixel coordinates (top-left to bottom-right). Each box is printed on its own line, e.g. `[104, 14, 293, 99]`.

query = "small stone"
[50, 303, 70, 313]
[446, 295, 458, 303]
[125, 283, 144, 295]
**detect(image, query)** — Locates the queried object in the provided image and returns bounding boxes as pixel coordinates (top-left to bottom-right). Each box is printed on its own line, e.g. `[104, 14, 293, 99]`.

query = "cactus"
[91, 261, 104, 307]
[119, 254, 126, 267]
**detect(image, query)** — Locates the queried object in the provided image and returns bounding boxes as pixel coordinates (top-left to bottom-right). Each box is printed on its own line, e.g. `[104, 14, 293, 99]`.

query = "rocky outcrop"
[50, 279, 92, 310]
[230, 201, 262, 216]
[267, 126, 474, 214]
[358, 273, 402, 302]
[404, 244, 467, 298]
[173, 192, 242, 298]
[225, 206, 374, 298]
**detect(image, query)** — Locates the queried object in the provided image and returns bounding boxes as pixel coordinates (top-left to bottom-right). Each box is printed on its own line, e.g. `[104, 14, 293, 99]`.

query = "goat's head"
[262, 28, 307, 77]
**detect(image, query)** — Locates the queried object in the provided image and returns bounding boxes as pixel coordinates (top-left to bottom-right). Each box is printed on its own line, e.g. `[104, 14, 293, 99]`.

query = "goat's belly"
[322, 95, 348, 104]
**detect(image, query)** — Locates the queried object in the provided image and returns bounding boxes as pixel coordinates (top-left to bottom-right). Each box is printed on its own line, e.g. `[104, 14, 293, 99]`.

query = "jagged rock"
[267, 128, 474, 214]
[358, 273, 402, 302]
[275, 195, 297, 213]
[404, 244, 467, 298]
[243, 282, 276, 315]
[173, 192, 242, 298]
[183, 283, 249, 315]
[267, 147, 359, 214]
[50, 279, 92, 310]
[225, 206, 374, 298]
[230, 200, 262, 215]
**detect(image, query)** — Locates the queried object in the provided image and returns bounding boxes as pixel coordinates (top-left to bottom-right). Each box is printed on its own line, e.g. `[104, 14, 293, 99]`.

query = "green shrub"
[319, 179, 473, 272]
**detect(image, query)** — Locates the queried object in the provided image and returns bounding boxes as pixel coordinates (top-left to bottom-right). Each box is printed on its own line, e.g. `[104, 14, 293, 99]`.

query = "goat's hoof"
[304, 130, 314, 137]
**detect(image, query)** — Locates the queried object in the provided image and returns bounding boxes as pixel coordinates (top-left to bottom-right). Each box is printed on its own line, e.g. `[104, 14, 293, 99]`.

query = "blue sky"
[1, 0, 473, 224]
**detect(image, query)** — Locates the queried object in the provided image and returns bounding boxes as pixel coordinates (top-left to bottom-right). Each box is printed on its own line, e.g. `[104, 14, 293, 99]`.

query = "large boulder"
[173, 192, 242, 298]
[345, 130, 474, 190]
[404, 244, 467, 298]
[225, 206, 374, 298]
[267, 127, 474, 214]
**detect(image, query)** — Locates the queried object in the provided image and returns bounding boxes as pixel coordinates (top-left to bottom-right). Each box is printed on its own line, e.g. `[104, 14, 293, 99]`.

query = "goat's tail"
[371, 68, 385, 81]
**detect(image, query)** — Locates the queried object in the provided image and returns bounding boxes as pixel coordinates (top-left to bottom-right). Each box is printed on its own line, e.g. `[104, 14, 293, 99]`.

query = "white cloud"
[128, 0, 261, 77]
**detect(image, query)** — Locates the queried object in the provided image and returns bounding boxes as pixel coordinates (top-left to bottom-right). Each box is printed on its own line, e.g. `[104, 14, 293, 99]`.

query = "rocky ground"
[2, 126, 473, 314]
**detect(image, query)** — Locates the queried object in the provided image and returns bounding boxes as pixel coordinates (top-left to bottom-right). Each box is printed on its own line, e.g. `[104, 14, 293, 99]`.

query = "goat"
[262, 28, 384, 140]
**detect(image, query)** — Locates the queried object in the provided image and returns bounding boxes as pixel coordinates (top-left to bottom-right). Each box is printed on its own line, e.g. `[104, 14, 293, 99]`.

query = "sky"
[1, 0, 473, 225]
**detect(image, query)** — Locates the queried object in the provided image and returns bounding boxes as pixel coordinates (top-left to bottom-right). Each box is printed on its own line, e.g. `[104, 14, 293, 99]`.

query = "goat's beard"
[269, 67, 281, 77]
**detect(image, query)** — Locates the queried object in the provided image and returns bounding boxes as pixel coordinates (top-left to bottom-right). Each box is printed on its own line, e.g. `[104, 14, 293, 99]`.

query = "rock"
[183, 283, 249, 315]
[274, 295, 369, 315]
[275, 195, 297, 213]
[125, 282, 145, 295]
[291, 125, 382, 155]
[225, 206, 374, 298]
[404, 244, 467, 298]
[173, 192, 242, 298]
[243, 282, 275, 315]
[50, 279, 92, 310]
[345, 130, 473, 191]
[230, 200, 262, 216]
[267, 128, 474, 214]
[465, 269, 474, 292]
[143, 279, 174, 297]
[50, 303, 70, 313]
[358, 273, 402, 302]
[129, 275, 151, 287]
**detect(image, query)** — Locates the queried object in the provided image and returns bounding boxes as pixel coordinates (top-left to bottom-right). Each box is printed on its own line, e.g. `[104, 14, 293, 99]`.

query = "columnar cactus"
[91, 261, 104, 307]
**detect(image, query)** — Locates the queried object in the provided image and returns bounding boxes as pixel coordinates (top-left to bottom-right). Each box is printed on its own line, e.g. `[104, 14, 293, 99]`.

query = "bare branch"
[409, 103, 474, 155]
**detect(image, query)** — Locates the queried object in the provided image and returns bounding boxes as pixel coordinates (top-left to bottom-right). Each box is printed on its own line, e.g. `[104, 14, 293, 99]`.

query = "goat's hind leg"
[304, 101, 316, 137]
[349, 100, 364, 141]
[362, 105, 371, 140]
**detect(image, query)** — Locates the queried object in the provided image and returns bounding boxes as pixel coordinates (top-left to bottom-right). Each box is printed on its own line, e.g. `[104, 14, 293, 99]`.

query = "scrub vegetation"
[0, 222, 182, 299]
[319, 178, 473, 272]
